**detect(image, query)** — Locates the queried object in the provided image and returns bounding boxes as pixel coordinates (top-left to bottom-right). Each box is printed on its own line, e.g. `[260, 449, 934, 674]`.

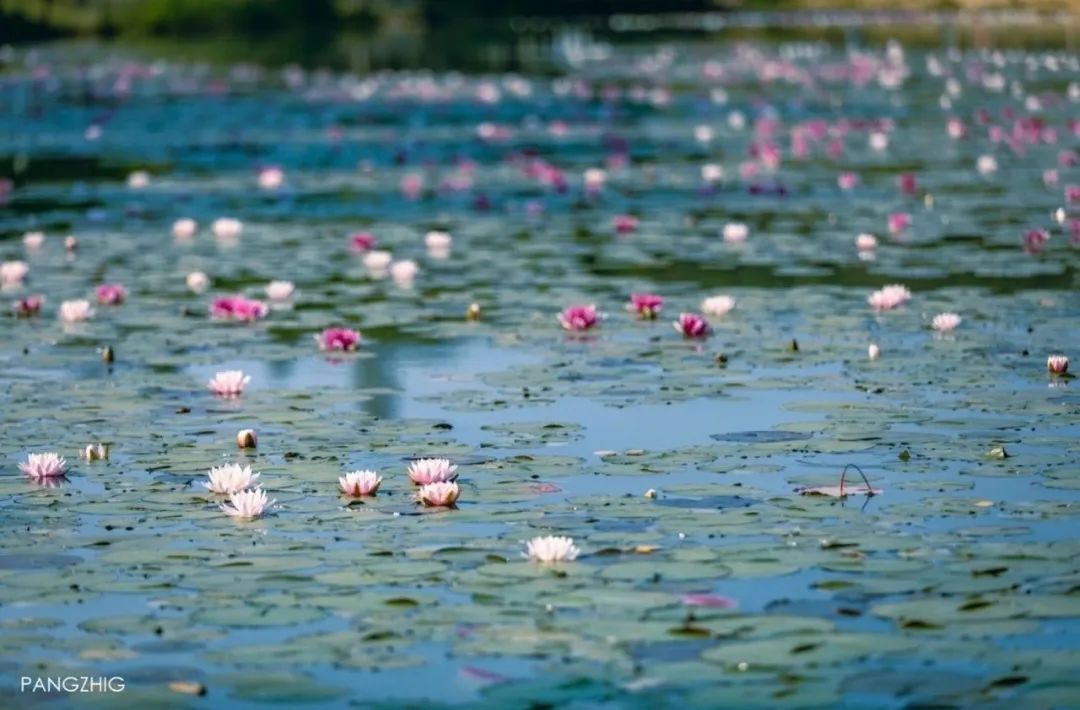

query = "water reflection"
[187, 337, 533, 420]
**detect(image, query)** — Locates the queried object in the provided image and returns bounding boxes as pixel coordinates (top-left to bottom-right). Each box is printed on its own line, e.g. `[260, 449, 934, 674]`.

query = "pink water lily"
[407, 458, 459, 485]
[257, 165, 284, 190]
[1047, 354, 1069, 375]
[855, 233, 877, 251]
[1, 260, 29, 287]
[207, 370, 250, 397]
[868, 284, 912, 311]
[897, 172, 917, 196]
[186, 272, 209, 293]
[210, 295, 268, 322]
[339, 470, 383, 497]
[627, 293, 663, 319]
[931, 312, 962, 332]
[418, 481, 460, 507]
[14, 295, 43, 317]
[1023, 228, 1049, 253]
[59, 299, 94, 323]
[681, 593, 737, 609]
[888, 212, 911, 234]
[23, 231, 45, 250]
[220, 488, 275, 520]
[722, 222, 749, 244]
[674, 312, 710, 338]
[558, 304, 599, 331]
[349, 232, 376, 252]
[95, 283, 127, 305]
[315, 327, 361, 352]
[613, 214, 638, 234]
[172, 218, 197, 239]
[19, 452, 69, 479]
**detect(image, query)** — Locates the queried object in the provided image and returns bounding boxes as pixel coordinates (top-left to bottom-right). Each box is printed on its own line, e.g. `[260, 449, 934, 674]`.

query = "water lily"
[700, 295, 735, 317]
[976, 155, 998, 175]
[837, 172, 858, 190]
[855, 233, 878, 251]
[204, 463, 260, 495]
[19, 452, 69, 479]
[23, 231, 45, 250]
[60, 299, 95, 322]
[418, 481, 460, 507]
[83, 443, 109, 461]
[674, 312, 710, 338]
[207, 370, 250, 397]
[888, 212, 911, 234]
[172, 218, 198, 239]
[868, 284, 911, 311]
[627, 293, 663, 319]
[95, 283, 127, 305]
[702, 163, 724, 184]
[363, 250, 393, 274]
[257, 166, 284, 190]
[425, 230, 452, 258]
[64, 235, 78, 251]
[722, 222, 749, 244]
[211, 217, 243, 240]
[127, 170, 150, 189]
[1047, 354, 1069, 375]
[339, 470, 382, 497]
[390, 259, 419, 287]
[236, 429, 258, 449]
[349, 232, 376, 252]
[14, 295, 43, 317]
[129, 168, 152, 186]
[525, 535, 580, 562]
[1, 260, 29, 287]
[868, 343, 881, 360]
[931, 312, 962, 332]
[407, 458, 458, 485]
[265, 280, 295, 300]
[315, 327, 361, 352]
[558, 304, 599, 331]
[209, 295, 268, 321]
[1023, 228, 1049, 253]
[613, 214, 638, 234]
[681, 593, 736, 609]
[898, 172, 917, 195]
[186, 271, 209, 293]
[583, 168, 606, 192]
[220, 488, 275, 519]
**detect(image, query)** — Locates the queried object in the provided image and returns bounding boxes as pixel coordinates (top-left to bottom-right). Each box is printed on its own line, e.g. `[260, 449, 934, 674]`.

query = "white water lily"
[525, 535, 580, 563]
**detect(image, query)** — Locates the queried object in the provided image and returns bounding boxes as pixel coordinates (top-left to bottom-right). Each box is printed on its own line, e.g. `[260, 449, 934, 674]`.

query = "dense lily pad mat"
[1, 30, 1079, 708]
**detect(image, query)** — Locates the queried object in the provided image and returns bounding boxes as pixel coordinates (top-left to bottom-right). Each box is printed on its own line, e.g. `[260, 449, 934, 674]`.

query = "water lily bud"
[236, 429, 258, 449]
[466, 303, 481, 321]
[64, 235, 78, 251]
[83, 443, 109, 461]
[101, 346, 114, 363]
[868, 343, 881, 360]
[644, 488, 657, 499]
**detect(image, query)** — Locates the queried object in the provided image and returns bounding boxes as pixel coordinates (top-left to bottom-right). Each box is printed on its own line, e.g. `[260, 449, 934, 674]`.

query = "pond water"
[1, 23, 1079, 708]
